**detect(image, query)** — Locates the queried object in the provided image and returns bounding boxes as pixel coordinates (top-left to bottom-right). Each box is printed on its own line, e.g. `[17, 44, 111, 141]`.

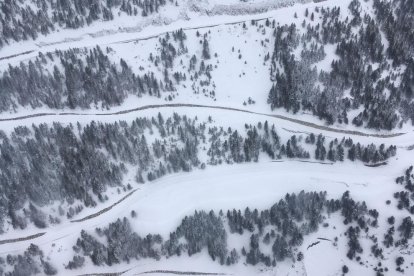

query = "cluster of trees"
[72, 218, 163, 267]
[230, 191, 328, 266]
[0, 0, 172, 47]
[71, 190, 400, 270]
[0, 244, 56, 275]
[193, 34, 216, 99]
[345, 226, 363, 260]
[150, 30, 188, 96]
[396, 217, 414, 247]
[149, 30, 215, 100]
[394, 165, 414, 213]
[152, 31, 185, 71]
[166, 210, 228, 264]
[207, 121, 396, 165]
[383, 214, 414, 258]
[73, 212, 228, 268]
[310, 134, 397, 163]
[0, 46, 166, 112]
[268, 0, 414, 130]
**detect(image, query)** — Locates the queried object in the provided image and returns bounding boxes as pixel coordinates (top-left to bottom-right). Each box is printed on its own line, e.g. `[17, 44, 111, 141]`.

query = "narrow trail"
[0, 103, 405, 138]
[136, 270, 228, 275]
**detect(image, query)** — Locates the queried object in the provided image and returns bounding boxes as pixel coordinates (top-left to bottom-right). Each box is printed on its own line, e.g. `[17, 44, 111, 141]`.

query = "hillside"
[0, 0, 413, 275]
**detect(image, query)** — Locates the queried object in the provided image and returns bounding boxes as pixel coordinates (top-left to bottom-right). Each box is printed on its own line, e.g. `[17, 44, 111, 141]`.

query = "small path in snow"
[306, 241, 321, 250]
[0, 103, 404, 138]
[137, 270, 228, 275]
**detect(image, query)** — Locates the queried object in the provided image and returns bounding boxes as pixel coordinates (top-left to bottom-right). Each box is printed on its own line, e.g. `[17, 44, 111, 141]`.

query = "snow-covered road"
[0, 103, 405, 138]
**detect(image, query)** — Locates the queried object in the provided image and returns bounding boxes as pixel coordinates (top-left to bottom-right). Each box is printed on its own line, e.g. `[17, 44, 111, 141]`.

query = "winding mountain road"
[0, 103, 405, 138]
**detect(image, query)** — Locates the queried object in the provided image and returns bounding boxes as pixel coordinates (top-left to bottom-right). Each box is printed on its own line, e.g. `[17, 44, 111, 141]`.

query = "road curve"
[0, 103, 405, 138]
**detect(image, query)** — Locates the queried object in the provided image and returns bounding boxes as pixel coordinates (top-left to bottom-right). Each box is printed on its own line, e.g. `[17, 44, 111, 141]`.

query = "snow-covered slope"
[0, 0, 413, 275]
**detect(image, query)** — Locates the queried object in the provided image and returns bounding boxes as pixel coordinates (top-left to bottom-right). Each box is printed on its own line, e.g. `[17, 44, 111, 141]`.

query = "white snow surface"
[0, 0, 413, 275]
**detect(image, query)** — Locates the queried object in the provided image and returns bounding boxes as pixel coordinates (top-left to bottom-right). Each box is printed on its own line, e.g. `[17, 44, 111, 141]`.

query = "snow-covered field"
[0, 0, 413, 275]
